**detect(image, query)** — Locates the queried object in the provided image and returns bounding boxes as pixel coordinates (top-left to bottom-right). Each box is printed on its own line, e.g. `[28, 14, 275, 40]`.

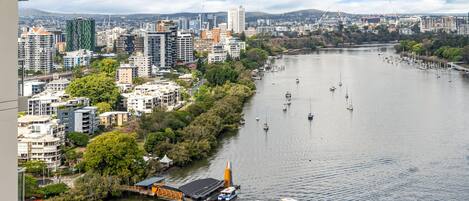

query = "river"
[122, 45, 469, 200]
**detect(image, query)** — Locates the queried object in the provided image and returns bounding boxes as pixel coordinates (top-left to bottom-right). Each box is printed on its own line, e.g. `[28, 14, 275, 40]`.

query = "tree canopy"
[83, 131, 145, 181]
[66, 73, 120, 107]
[91, 58, 119, 77]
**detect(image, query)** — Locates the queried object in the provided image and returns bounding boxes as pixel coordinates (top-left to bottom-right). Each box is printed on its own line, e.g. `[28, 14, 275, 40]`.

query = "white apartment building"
[176, 32, 195, 63]
[23, 80, 46, 97]
[27, 90, 67, 115]
[63, 49, 92, 69]
[18, 27, 54, 74]
[122, 81, 181, 115]
[129, 52, 152, 77]
[17, 115, 65, 169]
[45, 79, 70, 92]
[223, 38, 246, 59]
[208, 44, 227, 63]
[228, 6, 246, 34]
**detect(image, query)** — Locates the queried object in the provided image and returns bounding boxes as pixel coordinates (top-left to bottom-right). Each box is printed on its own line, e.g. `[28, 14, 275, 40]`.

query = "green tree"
[49, 172, 122, 201]
[463, 45, 469, 63]
[67, 132, 90, 147]
[25, 175, 39, 198]
[92, 58, 119, 77]
[95, 102, 112, 114]
[66, 73, 120, 106]
[132, 77, 145, 85]
[39, 183, 69, 198]
[83, 131, 145, 181]
[205, 66, 239, 86]
[24, 160, 47, 176]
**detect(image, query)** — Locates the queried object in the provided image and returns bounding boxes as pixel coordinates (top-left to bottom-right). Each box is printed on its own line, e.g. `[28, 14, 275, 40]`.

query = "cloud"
[19, 0, 469, 14]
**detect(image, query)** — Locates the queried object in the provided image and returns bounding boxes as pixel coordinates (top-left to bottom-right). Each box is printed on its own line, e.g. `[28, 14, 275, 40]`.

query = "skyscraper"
[66, 18, 96, 51]
[176, 32, 194, 63]
[228, 6, 246, 34]
[144, 20, 178, 70]
[18, 27, 54, 74]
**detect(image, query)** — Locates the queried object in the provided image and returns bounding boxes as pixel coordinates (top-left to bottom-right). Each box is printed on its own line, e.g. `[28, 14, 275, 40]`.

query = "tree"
[463, 45, 469, 63]
[39, 183, 68, 198]
[205, 66, 239, 86]
[64, 149, 82, 167]
[25, 175, 39, 198]
[95, 102, 112, 114]
[66, 73, 120, 106]
[67, 132, 90, 147]
[132, 77, 145, 85]
[49, 172, 122, 201]
[92, 58, 119, 77]
[240, 31, 247, 41]
[24, 160, 47, 176]
[83, 131, 145, 181]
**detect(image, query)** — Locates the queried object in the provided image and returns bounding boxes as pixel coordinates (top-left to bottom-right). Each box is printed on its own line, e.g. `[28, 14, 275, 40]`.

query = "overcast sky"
[19, 0, 469, 14]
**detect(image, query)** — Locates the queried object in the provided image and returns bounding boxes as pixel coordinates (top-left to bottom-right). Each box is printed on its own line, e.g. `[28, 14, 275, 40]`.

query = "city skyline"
[19, 0, 469, 15]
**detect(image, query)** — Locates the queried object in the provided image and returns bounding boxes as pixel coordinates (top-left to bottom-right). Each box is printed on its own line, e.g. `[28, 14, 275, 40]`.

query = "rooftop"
[178, 178, 224, 200]
[135, 177, 165, 187]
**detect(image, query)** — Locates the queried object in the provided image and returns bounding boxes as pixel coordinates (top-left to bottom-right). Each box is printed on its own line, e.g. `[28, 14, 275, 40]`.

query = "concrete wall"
[0, 0, 18, 200]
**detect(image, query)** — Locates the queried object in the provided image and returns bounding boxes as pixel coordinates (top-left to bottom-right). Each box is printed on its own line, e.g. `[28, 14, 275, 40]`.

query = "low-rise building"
[45, 79, 70, 92]
[57, 106, 99, 134]
[208, 44, 227, 63]
[63, 49, 92, 69]
[99, 111, 130, 128]
[27, 90, 68, 115]
[122, 81, 182, 115]
[17, 115, 65, 169]
[117, 64, 138, 84]
[23, 81, 46, 97]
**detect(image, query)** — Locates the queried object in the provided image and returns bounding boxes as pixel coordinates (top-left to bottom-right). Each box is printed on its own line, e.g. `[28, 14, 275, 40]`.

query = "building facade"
[57, 106, 99, 134]
[18, 27, 54, 74]
[99, 111, 130, 128]
[115, 34, 144, 55]
[117, 64, 138, 84]
[17, 115, 65, 169]
[176, 32, 195, 63]
[63, 49, 92, 69]
[45, 79, 70, 92]
[129, 52, 152, 77]
[66, 18, 96, 51]
[228, 6, 246, 34]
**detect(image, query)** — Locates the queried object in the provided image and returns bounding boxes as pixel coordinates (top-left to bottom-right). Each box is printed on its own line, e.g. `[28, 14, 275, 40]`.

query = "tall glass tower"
[66, 18, 96, 51]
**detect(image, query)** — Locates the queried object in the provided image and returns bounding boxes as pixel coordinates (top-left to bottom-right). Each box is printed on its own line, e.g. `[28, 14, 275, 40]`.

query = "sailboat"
[345, 88, 349, 100]
[285, 91, 292, 99]
[338, 73, 343, 87]
[308, 98, 314, 121]
[347, 97, 354, 111]
[286, 99, 291, 106]
[283, 104, 287, 112]
[296, 78, 300, 84]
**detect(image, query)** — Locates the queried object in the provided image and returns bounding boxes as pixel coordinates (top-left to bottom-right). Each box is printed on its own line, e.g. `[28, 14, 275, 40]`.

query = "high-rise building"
[176, 32, 195, 63]
[18, 27, 54, 74]
[115, 34, 144, 55]
[129, 52, 152, 77]
[228, 6, 246, 34]
[144, 20, 178, 69]
[66, 18, 96, 51]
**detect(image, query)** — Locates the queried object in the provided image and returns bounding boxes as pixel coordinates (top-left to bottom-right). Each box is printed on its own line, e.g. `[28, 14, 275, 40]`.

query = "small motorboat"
[329, 86, 336, 92]
[283, 104, 287, 112]
[255, 117, 260, 121]
[286, 99, 291, 105]
[281, 198, 298, 201]
[296, 78, 300, 84]
[308, 113, 314, 121]
[217, 187, 237, 201]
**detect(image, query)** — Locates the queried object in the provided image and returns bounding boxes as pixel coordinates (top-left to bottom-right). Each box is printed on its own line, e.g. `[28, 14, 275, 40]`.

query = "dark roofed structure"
[135, 176, 165, 188]
[179, 178, 224, 200]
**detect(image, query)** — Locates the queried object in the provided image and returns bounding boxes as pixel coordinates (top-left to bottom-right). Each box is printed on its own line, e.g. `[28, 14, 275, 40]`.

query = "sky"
[19, 0, 469, 14]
